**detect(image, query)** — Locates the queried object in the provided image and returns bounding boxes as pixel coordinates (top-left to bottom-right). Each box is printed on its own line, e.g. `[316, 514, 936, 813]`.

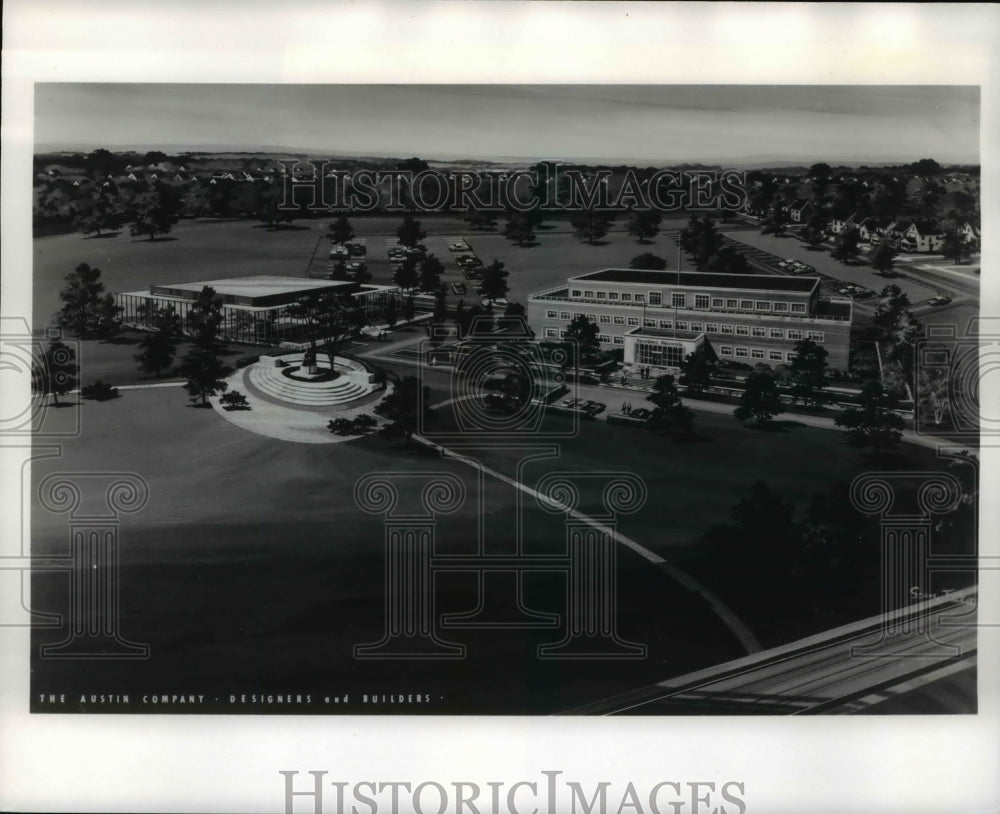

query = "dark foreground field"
[28, 376, 967, 714]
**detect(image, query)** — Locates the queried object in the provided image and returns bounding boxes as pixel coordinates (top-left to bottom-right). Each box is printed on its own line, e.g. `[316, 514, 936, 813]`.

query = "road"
[561, 586, 977, 715]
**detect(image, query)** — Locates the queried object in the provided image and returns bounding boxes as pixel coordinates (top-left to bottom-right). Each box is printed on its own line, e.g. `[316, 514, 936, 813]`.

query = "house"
[828, 213, 858, 235]
[899, 220, 944, 253]
[856, 217, 894, 243]
[788, 199, 813, 223]
[959, 222, 981, 249]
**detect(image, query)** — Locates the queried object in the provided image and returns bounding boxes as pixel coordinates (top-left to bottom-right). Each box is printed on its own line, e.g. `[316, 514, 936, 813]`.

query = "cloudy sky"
[34, 84, 980, 165]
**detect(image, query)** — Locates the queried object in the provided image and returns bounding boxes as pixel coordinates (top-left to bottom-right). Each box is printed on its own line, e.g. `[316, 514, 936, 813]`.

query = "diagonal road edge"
[412, 432, 764, 656]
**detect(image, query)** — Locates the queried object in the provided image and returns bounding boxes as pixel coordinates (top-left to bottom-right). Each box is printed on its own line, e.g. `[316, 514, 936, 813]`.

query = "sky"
[34, 84, 980, 165]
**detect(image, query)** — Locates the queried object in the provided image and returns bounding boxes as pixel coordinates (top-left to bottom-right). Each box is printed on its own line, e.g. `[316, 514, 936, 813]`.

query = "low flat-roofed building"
[528, 268, 853, 371]
[117, 275, 400, 345]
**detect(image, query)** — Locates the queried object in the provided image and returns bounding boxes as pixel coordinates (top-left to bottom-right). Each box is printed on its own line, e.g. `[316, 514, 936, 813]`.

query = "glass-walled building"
[116, 275, 401, 345]
[528, 269, 853, 371]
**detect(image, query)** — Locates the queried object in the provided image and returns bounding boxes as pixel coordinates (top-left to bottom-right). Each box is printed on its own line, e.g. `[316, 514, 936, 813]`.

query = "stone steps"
[247, 368, 372, 406]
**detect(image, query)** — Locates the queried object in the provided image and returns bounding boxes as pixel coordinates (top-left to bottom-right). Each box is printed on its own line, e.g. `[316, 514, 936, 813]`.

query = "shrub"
[351, 414, 378, 434]
[234, 355, 261, 369]
[80, 380, 120, 401]
[219, 390, 250, 410]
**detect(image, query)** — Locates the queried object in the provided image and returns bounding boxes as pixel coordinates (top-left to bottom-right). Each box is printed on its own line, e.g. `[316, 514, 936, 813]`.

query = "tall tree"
[33, 340, 78, 406]
[630, 253, 667, 270]
[564, 315, 600, 355]
[383, 297, 399, 328]
[432, 285, 449, 323]
[569, 209, 614, 245]
[679, 345, 717, 395]
[835, 380, 905, 455]
[396, 214, 426, 248]
[477, 260, 510, 303]
[465, 209, 498, 231]
[376, 375, 432, 445]
[626, 209, 662, 243]
[128, 187, 178, 240]
[55, 262, 122, 339]
[874, 285, 911, 336]
[830, 226, 861, 264]
[134, 306, 182, 377]
[402, 295, 416, 323]
[870, 243, 898, 275]
[941, 229, 972, 265]
[328, 215, 354, 244]
[75, 185, 120, 237]
[734, 372, 783, 425]
[419, 254, 445, 292]
[788, 338, 829, 406]
[393, 256, 420, 291]
[178, 287, 232, 405]
[502, 213, 535, 246]
[647, 374, 694, 435]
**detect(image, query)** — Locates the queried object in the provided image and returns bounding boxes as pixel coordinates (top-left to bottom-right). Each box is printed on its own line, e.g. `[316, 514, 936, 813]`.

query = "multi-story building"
[527, 268, 853, 371]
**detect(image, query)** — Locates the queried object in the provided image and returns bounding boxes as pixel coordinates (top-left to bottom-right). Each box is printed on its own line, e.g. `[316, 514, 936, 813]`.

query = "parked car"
[329, 244, 349, 258]
[582, 400, 606, 415]
[630, 408, 651, 421]
[449, 242, 469, 252]
[562, 397, 582, 408]
[451, 282, 467, 295]
[482, 298, 509, 309]
[346, 243, 366, 256]
[776, 260, 789, 269]
[346, 261, 367, 272]
[928, 296, 952, 307]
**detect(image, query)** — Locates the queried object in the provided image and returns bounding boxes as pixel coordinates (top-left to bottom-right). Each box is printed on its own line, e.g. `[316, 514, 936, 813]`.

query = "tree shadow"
[187, 402, 214, 409]
[130, 236, 178, 243]
[514, 240, 540, 248]
[102, 335, 141, 345]
[585, 240, 612, 247]
[252, 223, 311, 232]
[83, 232, 122, 240]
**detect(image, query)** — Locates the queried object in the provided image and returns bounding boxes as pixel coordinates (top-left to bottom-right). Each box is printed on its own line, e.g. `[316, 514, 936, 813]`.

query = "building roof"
[569, 269, 819, 293]
[150, 275, 356, 301]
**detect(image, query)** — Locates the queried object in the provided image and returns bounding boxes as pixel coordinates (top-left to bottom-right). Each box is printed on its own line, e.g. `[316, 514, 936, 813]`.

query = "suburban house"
[828, 213, 859, 235]
[788, 199, 814, 223]
[960, 222, 981, 248]
[856, 216, 895, 243]
[898, 220, 944, 253]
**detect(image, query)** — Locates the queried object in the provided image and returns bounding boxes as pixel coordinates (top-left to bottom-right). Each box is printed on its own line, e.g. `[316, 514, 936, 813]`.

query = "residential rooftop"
[568, 269, 820, 293]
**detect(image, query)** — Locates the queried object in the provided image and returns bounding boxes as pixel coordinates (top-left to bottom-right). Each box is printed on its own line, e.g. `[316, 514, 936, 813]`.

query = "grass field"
[32, 215, 694, 332]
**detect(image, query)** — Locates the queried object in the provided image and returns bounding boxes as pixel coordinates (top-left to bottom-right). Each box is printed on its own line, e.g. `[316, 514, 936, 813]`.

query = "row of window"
[718, 346, 798, 362]
[544, 311, 824, 342]
[566, 289, 808, 314]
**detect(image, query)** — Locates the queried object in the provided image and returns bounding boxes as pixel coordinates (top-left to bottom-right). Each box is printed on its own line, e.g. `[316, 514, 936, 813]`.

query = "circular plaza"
[211, 351, 391, 444]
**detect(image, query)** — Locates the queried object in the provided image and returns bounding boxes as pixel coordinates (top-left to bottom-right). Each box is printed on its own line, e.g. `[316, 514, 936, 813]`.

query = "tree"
[178, 287, 232, 405]
[55, 262, 122, 339]
[75, 186, 120, 237]
[504, 302, 526, 319]
[734, 372, 783, 425]
[81, 380, 121, 401]
[888, 313, 924, 384]
[128, 187, 178, 240]
[393, 255, 420, 291]
[564, 315, 600, 355]
[432, 285, 449, 322]
[788, 338, 829, 406]
[328, 215, 354, 244]
[830, 226, 861, 264]
[630, 253, 667, 270]
[287, 291, 365, 366]
[465, 209, 498, 231]
[874, 285, 911, 336]
[419, 254, 445, 292]
[760, 208, 789, 236]
[396, 214, 426, 248]
[835, 380, 904, 455]
[569, 209, 614, 244]
[330, 259, 350, 281]
[871, 243, 898, 275]
[134, 306, 181, 377]
[402, 295, 416, 323]
[477, 260, 510, 304]
[801, 220, 827, 249]
[626, 209, 662, 243]
[33, 340, 78, 406]
[679, 215, 724, 270]
[679, 345, 717, 395]
[941, 229, 972, 265]
[257, 176, 297, 229]
[376, 375, 432, 445]
[647, 374, 694, 435]
[219, 391, 250, 410]
[917, 361, 950, 426]
[502, 213, 535, 246]
[352, 264, 372, 284]
[703, 246, 751, 275]
[383, 297, 399, 328]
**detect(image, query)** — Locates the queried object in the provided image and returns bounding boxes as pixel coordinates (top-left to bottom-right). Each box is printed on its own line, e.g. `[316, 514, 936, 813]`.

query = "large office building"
[116, 275, 400, 344]
[527, 269, 853, 370]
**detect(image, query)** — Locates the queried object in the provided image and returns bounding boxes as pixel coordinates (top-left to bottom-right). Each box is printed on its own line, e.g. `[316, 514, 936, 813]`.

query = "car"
[346, 261, 367, 272]
[482, 298, 509, 308]
[582, 401, 606, 415]
[449, 242, 469, 251]
[562, 397, 582, 408]
[879, 270, 900, 278]
[346, 243, 366, 256]
[329, 244, 349, 258]
[450, 282, 466, 295]
[630, 408, 651, 421]
[928, 296, 952, 307]
[776, 260, 789, 269]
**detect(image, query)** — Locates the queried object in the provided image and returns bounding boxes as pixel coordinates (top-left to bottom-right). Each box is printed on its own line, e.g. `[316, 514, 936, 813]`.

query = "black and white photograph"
[3, 3, 999, 813]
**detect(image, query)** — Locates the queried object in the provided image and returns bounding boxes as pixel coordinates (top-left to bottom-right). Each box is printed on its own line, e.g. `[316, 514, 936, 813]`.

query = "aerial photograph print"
[26, 83, 981, 717]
